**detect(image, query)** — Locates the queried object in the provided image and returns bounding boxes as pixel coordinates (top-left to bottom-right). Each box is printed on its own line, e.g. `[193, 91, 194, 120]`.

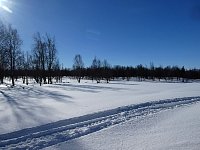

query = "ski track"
[0, 96, 200, 150]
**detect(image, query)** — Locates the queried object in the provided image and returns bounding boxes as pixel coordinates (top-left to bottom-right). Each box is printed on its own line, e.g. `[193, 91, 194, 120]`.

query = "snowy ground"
[48, 101, 200, 150]
[0, 78, 200, 149]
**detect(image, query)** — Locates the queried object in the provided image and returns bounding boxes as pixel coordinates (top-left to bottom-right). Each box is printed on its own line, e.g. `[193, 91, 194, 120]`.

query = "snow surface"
[0, 79, 199, 134]
[0, 78, 200, 149]
[1, 97, 200, 149]
[47, 101, 200, 150]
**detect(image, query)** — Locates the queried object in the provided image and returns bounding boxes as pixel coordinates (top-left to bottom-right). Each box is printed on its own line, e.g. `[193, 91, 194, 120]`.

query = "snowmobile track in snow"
[0, 96, 200, 150]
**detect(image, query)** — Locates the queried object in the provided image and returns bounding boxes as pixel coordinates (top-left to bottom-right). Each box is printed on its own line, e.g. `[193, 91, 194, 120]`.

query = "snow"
[0, 79, 199, 134]
[0, 78, 200, 149]
[48, 102, 200, 150]
[1, 96, 200, 149]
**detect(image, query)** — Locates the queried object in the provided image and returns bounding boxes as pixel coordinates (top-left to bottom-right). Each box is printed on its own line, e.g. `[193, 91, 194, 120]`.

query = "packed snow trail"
[0, 96, 200, 150]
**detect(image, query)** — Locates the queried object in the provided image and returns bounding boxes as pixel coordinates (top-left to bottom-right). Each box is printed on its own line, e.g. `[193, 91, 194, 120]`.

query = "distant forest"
[1, 23, 200, 86]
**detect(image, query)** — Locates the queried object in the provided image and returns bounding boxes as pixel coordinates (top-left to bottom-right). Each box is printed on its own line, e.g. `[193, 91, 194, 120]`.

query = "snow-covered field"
[48, 101, 200, 150]
[0, 78, 200, 149]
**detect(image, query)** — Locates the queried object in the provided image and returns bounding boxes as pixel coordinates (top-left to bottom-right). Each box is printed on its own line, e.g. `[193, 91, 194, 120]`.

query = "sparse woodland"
[1, 23, 200, 86]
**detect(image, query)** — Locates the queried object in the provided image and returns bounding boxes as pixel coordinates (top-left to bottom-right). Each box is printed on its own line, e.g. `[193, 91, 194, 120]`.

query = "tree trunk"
[0, 77, 3, 84]
[78, 78, 80, 83]
[11, 76, 15, 86]
[26, 76, 28, 85]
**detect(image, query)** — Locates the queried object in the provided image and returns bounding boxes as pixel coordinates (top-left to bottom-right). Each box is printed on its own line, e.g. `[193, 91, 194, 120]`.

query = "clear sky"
[0, 0, 200, 68]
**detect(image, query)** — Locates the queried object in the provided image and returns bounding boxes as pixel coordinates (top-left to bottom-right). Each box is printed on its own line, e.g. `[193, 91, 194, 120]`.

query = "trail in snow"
[0, 96, 200, 150]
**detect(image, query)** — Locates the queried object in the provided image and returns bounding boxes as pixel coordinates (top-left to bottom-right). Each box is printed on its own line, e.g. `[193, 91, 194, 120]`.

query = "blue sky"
[1, 0, 200, 68]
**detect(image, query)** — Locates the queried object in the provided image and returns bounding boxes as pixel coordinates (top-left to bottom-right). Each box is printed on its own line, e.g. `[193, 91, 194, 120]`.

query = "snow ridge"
[0, 96, 200, 150]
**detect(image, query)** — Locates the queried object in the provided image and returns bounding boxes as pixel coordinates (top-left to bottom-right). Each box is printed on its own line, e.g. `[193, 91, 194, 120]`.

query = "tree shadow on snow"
[24, 87, 73, 103]
[0, 90, 63, 125]
[0, 87, 74, 132]
[51, 83, 125, 93]
[109, 82, 139, 86]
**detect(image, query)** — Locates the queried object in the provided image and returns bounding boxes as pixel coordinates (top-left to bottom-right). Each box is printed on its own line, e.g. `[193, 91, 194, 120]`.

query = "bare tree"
[32, 33, 58, 85]
[46, 34, 57, 84]
[6, 25, 22, 86]
[0, 23, 7, 84]
[73, 54, 84, 83]
[91, 56, 101, 83]
[102, 59, 111, 83]
[53, 59, 62, 83]
[20, 51, 32, 85]
[32, 33, 47, 85]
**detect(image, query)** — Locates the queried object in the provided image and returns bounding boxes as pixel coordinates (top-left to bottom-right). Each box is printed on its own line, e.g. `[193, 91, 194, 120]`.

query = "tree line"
[1, 22, 200, 86]
[71, 56, 200, 83]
